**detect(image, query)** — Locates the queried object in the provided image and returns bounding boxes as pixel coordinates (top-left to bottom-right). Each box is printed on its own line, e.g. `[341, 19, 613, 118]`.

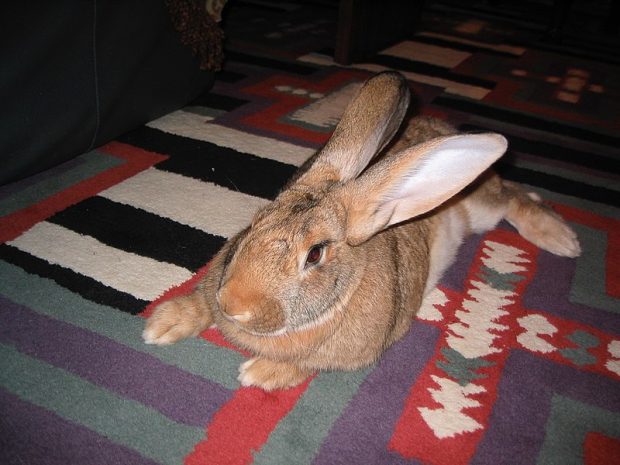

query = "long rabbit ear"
[297, 71, 410, 185]
[338, 133, 508, 245]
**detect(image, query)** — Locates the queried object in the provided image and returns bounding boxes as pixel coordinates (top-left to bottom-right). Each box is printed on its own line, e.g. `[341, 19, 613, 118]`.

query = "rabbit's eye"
[305, 244, 324, 268]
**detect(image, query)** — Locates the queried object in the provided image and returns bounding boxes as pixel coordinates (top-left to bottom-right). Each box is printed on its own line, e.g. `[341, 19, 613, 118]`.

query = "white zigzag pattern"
[419, 375, 485, 439]
[420, 239, 529, 439]
[517, 314, 558, 353]
[447, 281, 512, 359]
[418, 288, 449, 322]
[481, 240, 528, 274]
[606, 340, 620, 376]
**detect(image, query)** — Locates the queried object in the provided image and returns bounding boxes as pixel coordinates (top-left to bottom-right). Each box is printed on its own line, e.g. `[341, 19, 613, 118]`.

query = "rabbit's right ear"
[296, 72, 410, 186]
[337, 133, 508, 245]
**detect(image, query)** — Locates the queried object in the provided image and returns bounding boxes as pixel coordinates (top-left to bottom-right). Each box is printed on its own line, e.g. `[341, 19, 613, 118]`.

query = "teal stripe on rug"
[252, 368, 371, 465]
[520, 184, 620, 220]
[570, 223, 620, 314]
[0, 260, 243, 390]
[536, 394, 620, 465]
[0, 150, 124, 216]
[0, 342, 204, 465]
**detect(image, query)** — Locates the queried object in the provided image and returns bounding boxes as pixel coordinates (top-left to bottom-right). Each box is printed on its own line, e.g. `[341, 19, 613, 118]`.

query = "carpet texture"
[1, 2, 619, 464]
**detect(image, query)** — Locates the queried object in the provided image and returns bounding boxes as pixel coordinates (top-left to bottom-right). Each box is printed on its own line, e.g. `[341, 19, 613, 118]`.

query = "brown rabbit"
[143, 72, 580, 391]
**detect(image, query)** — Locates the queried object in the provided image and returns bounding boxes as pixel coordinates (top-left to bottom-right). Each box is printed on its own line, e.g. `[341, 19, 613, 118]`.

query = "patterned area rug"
[1, 3, 619, 465]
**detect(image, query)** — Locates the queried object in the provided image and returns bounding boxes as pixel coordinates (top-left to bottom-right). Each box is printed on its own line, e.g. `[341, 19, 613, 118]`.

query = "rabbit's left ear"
[296, 72, 410, 186]
[338, 133, 508, 245]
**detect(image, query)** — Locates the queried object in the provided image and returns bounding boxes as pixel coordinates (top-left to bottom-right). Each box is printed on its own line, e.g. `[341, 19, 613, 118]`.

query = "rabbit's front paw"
[143, 294, 212, 345]
[238, 358, 311, 391]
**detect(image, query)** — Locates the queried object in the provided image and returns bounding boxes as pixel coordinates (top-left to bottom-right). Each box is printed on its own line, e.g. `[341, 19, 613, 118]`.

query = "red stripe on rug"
[389, 229, 539, 465]
[584, 432, 620, 465]
[241, 69, 368, 145]
[0, 142, 167, 243]
[483, 80, 618, 132]
[185, 381, 310, 465]
[551, 202, 620, 298]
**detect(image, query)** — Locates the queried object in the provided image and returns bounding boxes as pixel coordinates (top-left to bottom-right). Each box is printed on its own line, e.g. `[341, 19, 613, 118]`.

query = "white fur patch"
[238, 358, 258, 387]
[425, 208, 467, 295]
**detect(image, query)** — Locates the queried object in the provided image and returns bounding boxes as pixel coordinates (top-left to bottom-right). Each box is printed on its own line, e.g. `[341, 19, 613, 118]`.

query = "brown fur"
[143, 72, 580, 390]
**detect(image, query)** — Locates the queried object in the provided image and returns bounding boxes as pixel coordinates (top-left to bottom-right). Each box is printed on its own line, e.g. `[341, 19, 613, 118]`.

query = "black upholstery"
[0, 1, 216, 185]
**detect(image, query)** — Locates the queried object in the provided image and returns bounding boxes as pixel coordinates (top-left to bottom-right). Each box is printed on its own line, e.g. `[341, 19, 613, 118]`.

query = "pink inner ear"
[387, 134, 507, 202]
[342, 133, 507, 240]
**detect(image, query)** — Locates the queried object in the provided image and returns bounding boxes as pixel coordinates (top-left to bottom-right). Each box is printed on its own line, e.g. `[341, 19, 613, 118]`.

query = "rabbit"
[143, 71, 580, 391]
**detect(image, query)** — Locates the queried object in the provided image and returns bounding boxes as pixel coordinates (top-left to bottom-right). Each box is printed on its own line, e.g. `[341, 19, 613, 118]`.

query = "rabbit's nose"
[217, 279, 286, 334]
[217, 282, 257, 323]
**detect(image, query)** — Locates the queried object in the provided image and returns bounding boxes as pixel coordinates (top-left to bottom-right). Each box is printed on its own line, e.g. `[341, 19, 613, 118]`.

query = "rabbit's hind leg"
[502, 180, 581, 257]
[463, 171, 581, 257]
[462, 172, 580, 257]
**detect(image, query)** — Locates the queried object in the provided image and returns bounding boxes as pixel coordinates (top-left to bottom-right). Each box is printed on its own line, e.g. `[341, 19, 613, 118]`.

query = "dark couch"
[0, 1, 219, 185]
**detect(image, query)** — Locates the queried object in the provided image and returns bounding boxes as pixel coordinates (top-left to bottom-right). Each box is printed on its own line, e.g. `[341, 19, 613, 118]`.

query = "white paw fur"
[237, 358, 259, 387]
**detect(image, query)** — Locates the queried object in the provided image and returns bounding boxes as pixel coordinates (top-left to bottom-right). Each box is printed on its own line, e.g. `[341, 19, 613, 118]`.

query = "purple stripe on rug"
[313, 321, 439, 465]
[523, 251, 620, 333]
[441, 231, 484, 293]
[471, 349, 620, 465]
[0, 296, 232, 427]
[0, 388, 159, 465]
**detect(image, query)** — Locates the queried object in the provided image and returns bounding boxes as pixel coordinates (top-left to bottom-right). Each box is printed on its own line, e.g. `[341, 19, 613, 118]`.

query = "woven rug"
[1, 5, 620, 465]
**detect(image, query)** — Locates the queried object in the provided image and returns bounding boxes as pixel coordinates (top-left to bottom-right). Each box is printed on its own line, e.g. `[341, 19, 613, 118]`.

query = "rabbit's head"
[215, 72, 507, 336]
